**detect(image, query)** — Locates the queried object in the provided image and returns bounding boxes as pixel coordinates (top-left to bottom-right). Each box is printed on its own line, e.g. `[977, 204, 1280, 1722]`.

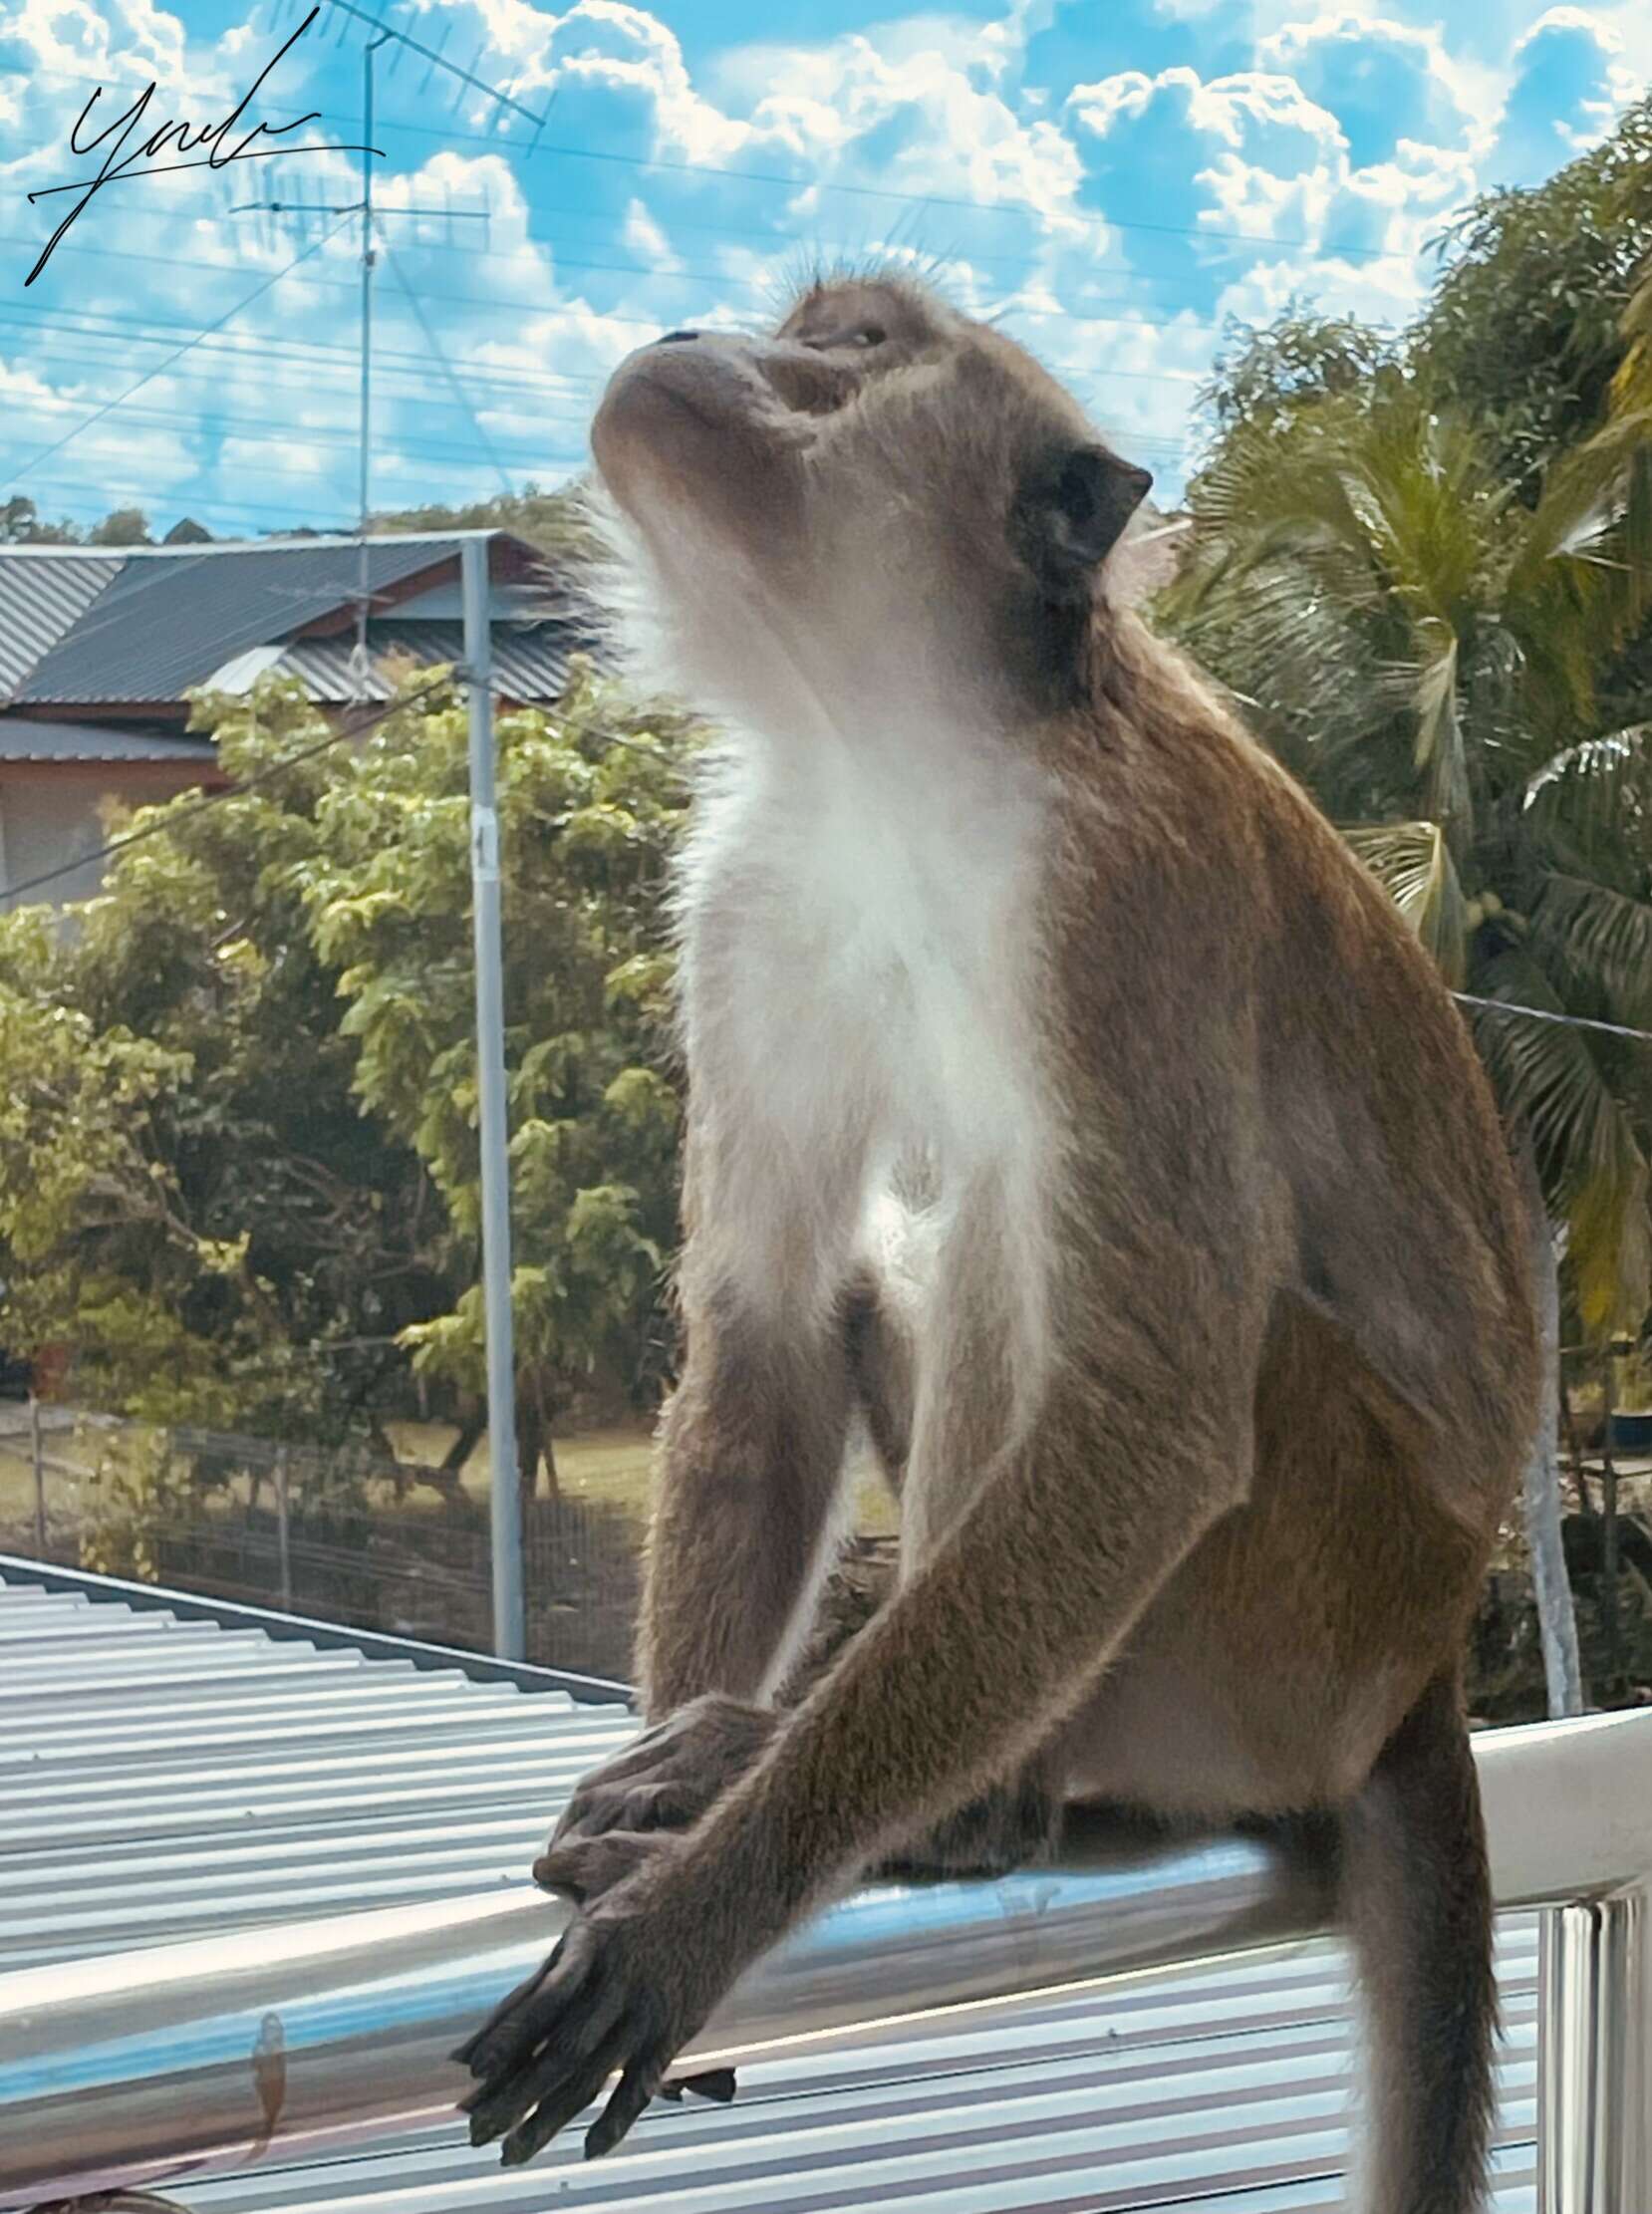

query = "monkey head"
[589, 272, 1154, 737]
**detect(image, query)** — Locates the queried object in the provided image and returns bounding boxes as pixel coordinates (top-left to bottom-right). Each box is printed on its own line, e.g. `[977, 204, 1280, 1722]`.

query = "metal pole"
[273, 1449, 292, 1614]
[28, 1395, 44, 1559]
[1541, 1885, 1652, 2212]
[351, 33, 388, 692]
[461, 534, 524, 1659]
[1600, 1349, 1621, 1697]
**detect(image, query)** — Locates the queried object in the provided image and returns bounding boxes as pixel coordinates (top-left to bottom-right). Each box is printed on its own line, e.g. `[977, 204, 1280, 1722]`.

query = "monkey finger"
[450, 1937, 570, 2071]
[460, 1926, 602, 2082]
[583, 2051, 668, 2160]
[533, 1829, 659, 1901]
[489, 2024, 634, 2167]
[467, 1975, 627, 2146]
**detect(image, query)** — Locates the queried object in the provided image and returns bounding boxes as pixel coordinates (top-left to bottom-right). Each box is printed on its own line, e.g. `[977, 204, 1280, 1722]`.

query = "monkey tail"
[1337, 1672, 1497, 2214]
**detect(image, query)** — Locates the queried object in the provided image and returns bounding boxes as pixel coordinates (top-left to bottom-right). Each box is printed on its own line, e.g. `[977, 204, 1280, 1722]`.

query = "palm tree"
[1166, 380, 1652, 1713]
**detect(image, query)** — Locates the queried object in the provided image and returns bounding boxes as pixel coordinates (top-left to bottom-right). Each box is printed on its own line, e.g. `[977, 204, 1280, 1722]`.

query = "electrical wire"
[15, 62, 1423, 264]
[1454, 993, 1652, 1047]
[6, 691, 1651, 1063]
[0, 677, 450, 907]
[0, 678, 688, 911]
[9, 215, 358, 478]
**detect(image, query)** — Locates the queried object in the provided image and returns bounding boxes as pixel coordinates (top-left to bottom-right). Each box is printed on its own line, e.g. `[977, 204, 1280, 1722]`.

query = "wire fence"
[0, 1408, 641, 1683]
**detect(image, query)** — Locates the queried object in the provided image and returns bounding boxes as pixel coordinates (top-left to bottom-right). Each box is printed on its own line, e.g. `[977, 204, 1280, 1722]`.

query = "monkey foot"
[877, 1772, 1063, 1883]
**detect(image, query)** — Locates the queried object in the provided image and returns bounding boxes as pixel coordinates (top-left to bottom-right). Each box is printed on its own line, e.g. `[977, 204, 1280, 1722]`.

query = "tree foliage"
[1417, 95, 1652, 502]
[0, 666, 694, 1464]
[1167, 98, 1652, 1343]
[302, 660, 691, 1484]
[369, 480, 596, 565]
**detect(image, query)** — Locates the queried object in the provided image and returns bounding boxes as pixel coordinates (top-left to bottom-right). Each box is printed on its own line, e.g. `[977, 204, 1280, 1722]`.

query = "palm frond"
[1521, 724, 1652, 882]
[1411, 623, 1471, 841]
[1469, 948, 1652, 1335]
[1342, 819, 1469, 983]
[1530, 873, 1652, 1018]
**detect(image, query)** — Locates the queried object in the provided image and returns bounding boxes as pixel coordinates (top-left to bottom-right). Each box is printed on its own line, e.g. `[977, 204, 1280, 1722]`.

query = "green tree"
[1168, 363, 1652, 1717]
[88, 507, 153, 547]
[1174, 354, 1652, 1342]
[0, 683, 448, 1435]
[1417, 95, 1652, 504]
[302, 660, 692, 1498]
[1201, 308, 1399, 441]
[0, 666, 695, 1478]
[370, 480, 596, 565]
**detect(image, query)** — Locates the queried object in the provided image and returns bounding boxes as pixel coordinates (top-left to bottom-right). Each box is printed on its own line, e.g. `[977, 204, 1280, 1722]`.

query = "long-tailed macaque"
[458, 273, 1536, 2212]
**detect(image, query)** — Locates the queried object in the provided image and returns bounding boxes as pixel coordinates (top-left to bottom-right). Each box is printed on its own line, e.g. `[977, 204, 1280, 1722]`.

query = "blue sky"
[0, 0, 1645, 539]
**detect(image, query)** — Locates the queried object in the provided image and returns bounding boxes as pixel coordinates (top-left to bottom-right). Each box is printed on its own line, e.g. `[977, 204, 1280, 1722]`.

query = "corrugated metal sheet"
[0, 553, 123, 699]
[0, 1570, 1539, 2211]
[13, 542, 460, 705]
[264, 619, 592, 704]
[0, 714, 221, 764]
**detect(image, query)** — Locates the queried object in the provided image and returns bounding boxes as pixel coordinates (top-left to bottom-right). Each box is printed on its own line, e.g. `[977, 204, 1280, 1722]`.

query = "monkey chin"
[592, 340, 821, 564]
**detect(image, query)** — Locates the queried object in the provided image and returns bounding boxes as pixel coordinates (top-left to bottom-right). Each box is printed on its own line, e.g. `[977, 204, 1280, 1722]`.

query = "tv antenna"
[236, 0, 553, 689]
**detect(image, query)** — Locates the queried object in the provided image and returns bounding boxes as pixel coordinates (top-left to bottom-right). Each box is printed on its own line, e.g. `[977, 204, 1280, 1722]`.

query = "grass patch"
[385, 1417, 898, 1533]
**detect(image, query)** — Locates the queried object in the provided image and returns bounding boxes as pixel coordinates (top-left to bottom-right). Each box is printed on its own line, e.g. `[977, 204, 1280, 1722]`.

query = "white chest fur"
[676, 730, 1057, 1358]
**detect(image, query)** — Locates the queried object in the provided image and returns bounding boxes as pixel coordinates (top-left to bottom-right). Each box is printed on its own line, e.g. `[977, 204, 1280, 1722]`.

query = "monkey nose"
[655, 329, 700, 345]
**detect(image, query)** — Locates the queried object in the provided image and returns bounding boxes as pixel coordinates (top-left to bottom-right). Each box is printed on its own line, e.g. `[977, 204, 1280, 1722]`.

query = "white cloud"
[1488, 5, 1639, 182]
[1257, 16, 1475, 166]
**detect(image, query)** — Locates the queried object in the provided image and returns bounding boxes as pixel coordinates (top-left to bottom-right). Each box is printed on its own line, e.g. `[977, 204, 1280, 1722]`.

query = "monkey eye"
[803, 325, 887, 352]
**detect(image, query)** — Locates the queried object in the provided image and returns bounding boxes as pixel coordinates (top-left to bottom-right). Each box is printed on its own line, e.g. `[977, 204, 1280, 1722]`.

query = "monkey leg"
[843, 1264, 914, 1498]
[1338, 1673, 1496, 2214]
[875, 1754, 1065, 1881]
[637, 1289, 857, 1717]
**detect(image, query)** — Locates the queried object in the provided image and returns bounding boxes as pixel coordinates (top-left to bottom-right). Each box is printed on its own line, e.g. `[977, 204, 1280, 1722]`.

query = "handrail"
[1, 1709, 1649, 2212]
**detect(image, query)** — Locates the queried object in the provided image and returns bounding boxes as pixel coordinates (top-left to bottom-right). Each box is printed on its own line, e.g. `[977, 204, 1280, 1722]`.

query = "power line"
[366, 229, 514, 496]
[1455, 993, 1652, 1048]
[0, 676, 447, 907]
[7, 215, 356, 477]
[0, 678, 686, 911]
[0, 298, 1204, 438]
[0, 307, 610, 414]
[15, 57, 1420, 264]
[0, 224, 1240, 356]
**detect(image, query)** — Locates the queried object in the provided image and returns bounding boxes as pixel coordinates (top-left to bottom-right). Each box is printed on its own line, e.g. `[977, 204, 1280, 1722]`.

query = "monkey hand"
[549, 1693, 778, 1846]
[455, 1831, 753, 2165]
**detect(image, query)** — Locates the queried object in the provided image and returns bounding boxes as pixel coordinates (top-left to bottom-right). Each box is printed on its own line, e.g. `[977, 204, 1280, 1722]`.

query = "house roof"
[0, 551, 123, 698]
[249, 617, 592, 704]
[0, 1562, 1540, 2212]
[0, 534, 578, 712]
[0, 714, 221, 765]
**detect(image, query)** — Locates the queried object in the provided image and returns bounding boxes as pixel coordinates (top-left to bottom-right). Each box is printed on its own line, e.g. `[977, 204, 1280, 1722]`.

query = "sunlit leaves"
[1343, 821, 1470, 985]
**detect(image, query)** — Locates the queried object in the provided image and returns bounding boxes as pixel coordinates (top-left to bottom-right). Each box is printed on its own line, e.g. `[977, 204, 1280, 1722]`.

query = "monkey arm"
[636, 1294, 857, 1717]
[460, 1203, 1275, 2164]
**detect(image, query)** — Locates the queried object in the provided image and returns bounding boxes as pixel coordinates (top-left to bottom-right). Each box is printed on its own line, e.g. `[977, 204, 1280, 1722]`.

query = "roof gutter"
[1, 1709, 1648, 2211]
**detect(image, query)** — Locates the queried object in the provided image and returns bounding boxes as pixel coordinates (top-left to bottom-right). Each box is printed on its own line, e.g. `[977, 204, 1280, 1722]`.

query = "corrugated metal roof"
[0, 714, 221, 764]
[0, 1569, 1539, 2211]
[258, 619, 592, 704]
[13, 541, 461, 706]
[0, 552, 122, 699]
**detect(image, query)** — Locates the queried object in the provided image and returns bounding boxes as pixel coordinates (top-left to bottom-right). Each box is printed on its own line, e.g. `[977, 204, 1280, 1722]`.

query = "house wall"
[0, 763, 219, 910]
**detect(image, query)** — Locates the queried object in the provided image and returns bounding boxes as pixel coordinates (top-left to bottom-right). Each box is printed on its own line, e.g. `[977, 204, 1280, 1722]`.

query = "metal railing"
[1, 1707, 1649, 2212]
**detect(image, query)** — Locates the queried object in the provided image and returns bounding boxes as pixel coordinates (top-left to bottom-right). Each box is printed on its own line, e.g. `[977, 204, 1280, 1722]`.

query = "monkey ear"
[1017, 446, 1154, 597]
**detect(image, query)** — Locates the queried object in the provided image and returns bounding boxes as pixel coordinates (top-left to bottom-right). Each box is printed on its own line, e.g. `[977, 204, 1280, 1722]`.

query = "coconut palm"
[1165, 380, 1652, 1712]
